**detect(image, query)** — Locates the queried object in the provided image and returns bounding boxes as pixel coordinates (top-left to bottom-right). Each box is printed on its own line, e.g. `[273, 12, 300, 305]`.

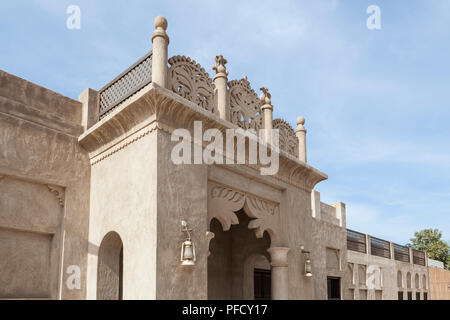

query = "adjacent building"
[428, 259, 450, 300]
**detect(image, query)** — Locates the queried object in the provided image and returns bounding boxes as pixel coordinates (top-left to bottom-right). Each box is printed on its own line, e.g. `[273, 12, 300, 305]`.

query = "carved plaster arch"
[207, 184, 280, 243]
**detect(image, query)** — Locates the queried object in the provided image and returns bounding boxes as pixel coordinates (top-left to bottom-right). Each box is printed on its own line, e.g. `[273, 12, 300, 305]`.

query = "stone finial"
[259, 87, 272, 106]
[152, 16, 169, 42]
[296, 116, 305, 132]
[212, 54, 228, 77]
[154, 15, 168, 32]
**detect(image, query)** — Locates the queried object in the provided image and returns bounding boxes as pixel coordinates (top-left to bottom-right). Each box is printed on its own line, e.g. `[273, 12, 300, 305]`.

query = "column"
[295, 117, 307, 162]
[151, 16, 169, 88]
[212, 54, 228, 120]
[267, 247, 290, 300]
[260, 87, 273, 144]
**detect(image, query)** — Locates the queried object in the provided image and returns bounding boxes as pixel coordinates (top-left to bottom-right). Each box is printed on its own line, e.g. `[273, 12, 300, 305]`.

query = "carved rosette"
[207, 184, 280, 242]
[273, 118, 298, 157]
[227, 77, 263, 130]
[168, 55, 215, 113]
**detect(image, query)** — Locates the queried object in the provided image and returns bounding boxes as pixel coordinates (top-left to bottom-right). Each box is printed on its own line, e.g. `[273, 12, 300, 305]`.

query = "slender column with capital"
[212, 54, 229, 120]
[151, 16, 169, 88]
[260, 87, 273, 144]
[267, 247, 290, 300]
[295, 117, 307, 162]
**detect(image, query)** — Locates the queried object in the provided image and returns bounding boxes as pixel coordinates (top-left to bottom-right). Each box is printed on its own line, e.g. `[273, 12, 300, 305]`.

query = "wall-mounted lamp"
[180, 220, 196, 266]
[300, 245, 313, 277]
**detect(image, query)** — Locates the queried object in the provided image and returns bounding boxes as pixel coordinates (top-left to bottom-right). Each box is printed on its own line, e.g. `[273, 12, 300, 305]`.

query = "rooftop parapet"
[84, 16, 311, 163]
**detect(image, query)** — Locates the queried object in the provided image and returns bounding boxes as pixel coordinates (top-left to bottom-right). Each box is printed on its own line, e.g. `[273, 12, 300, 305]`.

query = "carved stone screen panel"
[272, 118, 298, 157]
[228, 78, 262, 130]
[168, 55, 215, 113]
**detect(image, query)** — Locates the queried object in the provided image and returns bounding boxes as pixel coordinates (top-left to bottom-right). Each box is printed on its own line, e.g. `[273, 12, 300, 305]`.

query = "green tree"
[408, 229, 450, 270]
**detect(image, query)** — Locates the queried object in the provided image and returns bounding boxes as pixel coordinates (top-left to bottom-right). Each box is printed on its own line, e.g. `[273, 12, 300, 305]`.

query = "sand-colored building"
[0, 16, 436, 300]
[428, 261, 450, 300]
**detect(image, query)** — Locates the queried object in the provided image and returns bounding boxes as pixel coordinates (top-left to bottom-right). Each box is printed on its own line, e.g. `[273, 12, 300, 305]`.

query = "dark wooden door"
[254, 269, 271, 300]
[327, 277, 341, 300]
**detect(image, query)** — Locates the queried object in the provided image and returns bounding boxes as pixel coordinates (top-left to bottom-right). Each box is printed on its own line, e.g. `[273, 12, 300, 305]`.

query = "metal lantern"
[181, 239, 196, 265]
[300, 245, 313, 277]
[180, 220, 196, 266]
[304, 258, 313, 277]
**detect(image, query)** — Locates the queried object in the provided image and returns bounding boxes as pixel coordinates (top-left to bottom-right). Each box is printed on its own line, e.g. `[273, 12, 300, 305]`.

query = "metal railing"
[370, 236, 391, 258]
[346, 229, 367, 253]
[394, 243, 410, 263]
[412, 249, 426, 266]
[98, 51, 153, 120]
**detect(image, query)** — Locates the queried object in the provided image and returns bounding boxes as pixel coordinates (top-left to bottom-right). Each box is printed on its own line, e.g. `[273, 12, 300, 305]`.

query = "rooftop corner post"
[212, 54, 228, 120]
[260, 87, 273, 144]
[152, 16, 169, 88]
[296, 117, 307, 162]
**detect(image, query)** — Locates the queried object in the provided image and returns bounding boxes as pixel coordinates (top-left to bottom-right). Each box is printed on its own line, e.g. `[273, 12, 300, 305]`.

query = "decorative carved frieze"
[208, 185, 245, 231]
[228, 77, 263, 130]
[273, 118, 298, 157]
[168, 55, 215, 113]
[47, 184, 65, 207]
[207, 184, 280, 241]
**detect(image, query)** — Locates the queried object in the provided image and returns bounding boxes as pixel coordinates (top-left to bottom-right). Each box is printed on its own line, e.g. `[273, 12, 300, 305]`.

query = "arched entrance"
[97, 231, 123, 300]
[208, 209, 271, 300]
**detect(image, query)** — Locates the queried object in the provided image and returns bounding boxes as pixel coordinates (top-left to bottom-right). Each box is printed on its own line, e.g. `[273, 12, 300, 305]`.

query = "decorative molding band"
[47, 184, 65, 207]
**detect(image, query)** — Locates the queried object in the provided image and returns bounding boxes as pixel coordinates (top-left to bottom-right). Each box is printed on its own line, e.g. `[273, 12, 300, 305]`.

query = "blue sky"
[1, 0, 449, 245]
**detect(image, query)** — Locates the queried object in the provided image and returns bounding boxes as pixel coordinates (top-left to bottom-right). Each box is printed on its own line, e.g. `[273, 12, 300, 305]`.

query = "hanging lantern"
[304, 258, 313, 277]
[181, 239, 196, 265]
[180, 220, 196, 266]
[300, 245, 313, 277]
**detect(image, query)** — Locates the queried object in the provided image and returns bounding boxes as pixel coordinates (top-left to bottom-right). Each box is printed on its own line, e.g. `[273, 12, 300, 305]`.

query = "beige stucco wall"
[85, 129, 158, 299]
[0, 70, 90, 299]
[155, 129, 208, 299]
